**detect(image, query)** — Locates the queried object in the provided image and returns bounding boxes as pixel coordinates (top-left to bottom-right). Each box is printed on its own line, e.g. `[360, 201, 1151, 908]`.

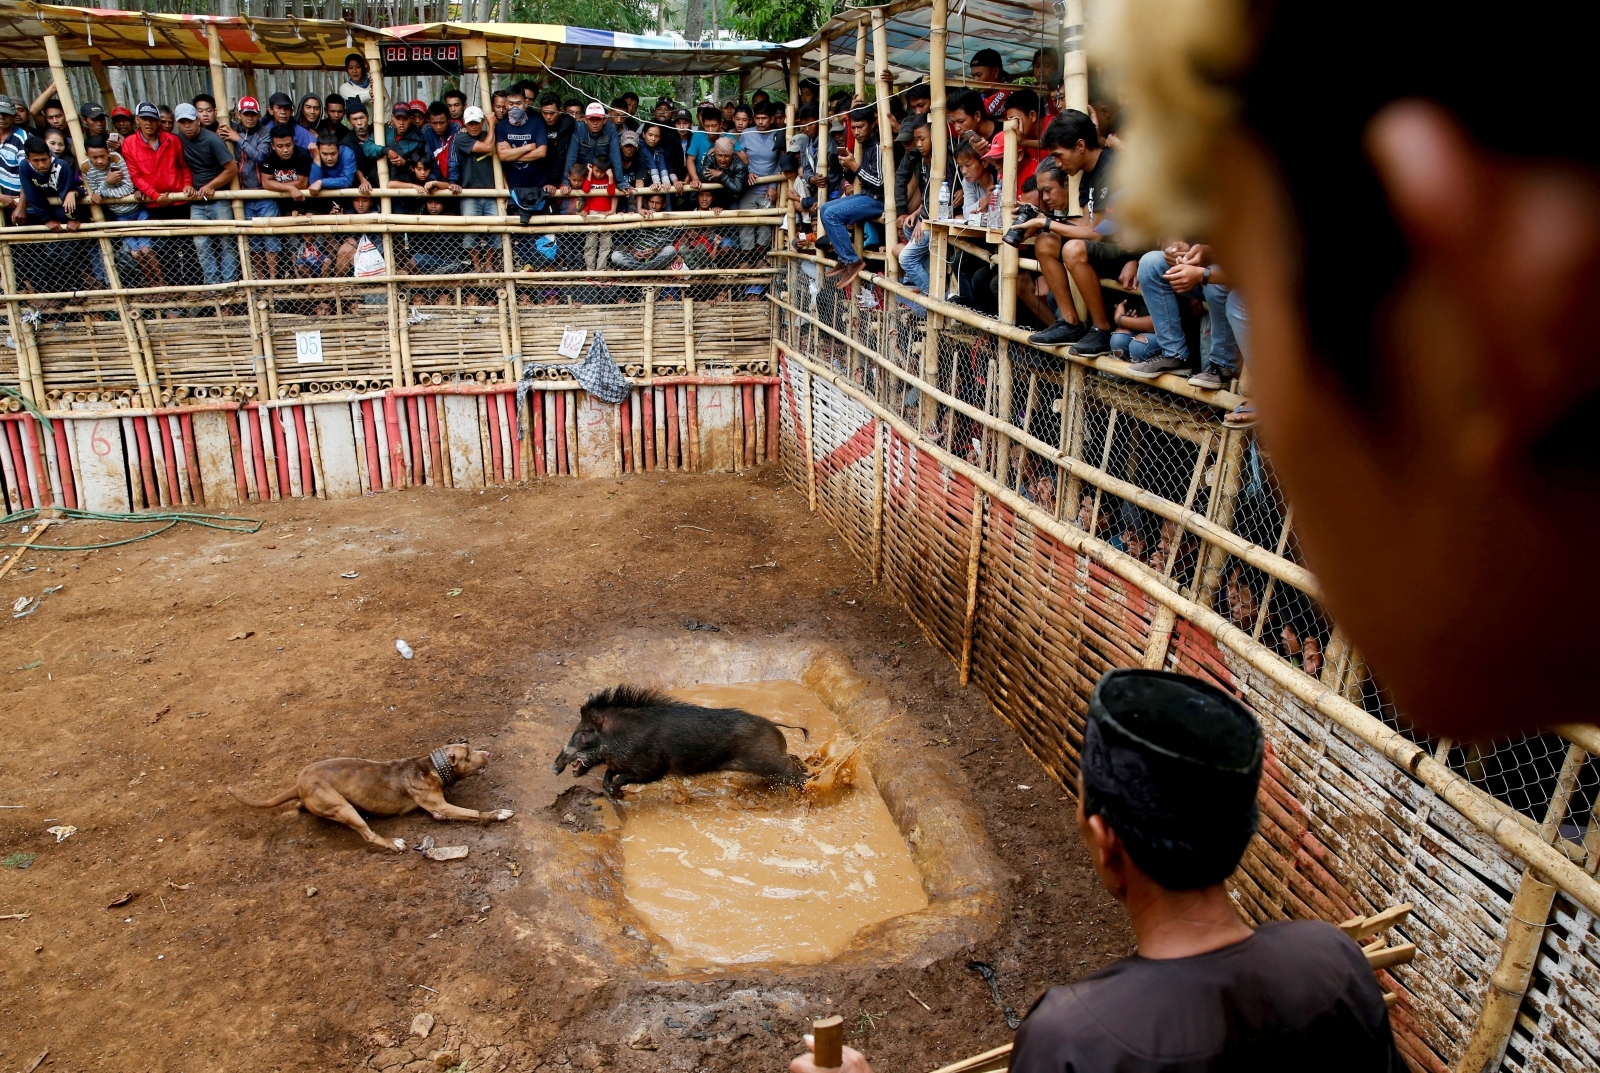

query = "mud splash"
[612, 681, 929, 969]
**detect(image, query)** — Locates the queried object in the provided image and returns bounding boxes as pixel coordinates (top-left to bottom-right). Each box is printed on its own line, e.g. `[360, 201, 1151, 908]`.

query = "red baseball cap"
[981, 131, 1006, 161]
[237, 96, 261, 114]
[408, 99, 427, 115]
[111, 106, 134, 119]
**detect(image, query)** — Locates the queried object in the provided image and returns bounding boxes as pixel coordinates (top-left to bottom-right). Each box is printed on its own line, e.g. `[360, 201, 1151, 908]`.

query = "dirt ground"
[0, 465, 1133, 1073]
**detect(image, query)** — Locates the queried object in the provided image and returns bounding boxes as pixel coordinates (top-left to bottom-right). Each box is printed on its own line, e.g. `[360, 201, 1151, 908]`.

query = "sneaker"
[1122, 353, 1193, 379]
[1068, 326, 1115, 357]
[1187, 367, 1226, 390]
[1028, 319, 1088, 347]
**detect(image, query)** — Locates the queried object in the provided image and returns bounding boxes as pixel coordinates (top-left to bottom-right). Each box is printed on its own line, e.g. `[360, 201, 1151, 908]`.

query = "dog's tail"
[771, 722, 811, 740]
[226, 784, 301, 809]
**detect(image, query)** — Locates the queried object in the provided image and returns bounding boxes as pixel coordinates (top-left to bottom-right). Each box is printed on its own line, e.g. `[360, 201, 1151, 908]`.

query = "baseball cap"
[982, 131, 1006, 160]
[237, 96, 261, 114]
[0, 95, 14, 114]
[268, 92, 294, 108]
[619, 129, 639, 147]
[673, 108, 691, 122]
[463, 105, 484, 123]
[392, 102, 410, 117]
[111, 106, 134, 120]
[408, 100, 427, 115]
[174, 103, 198, 122]
[80, 102, 106, 120]
[584, 101, 605, 118]
[135, 101, 160, 120]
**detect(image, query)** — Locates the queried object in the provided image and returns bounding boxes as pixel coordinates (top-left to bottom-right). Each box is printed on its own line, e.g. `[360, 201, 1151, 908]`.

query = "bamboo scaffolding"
[870, 8, 899, 279]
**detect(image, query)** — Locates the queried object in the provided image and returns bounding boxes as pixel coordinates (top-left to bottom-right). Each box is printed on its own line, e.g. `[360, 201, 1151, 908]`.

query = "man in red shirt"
[120, 101, 191, 217]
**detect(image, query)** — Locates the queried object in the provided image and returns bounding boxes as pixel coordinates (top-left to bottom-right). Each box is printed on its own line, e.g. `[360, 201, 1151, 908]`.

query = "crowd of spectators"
[0, 54, 796, 296]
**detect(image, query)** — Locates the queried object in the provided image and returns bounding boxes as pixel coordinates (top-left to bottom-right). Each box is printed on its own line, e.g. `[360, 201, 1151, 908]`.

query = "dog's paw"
[391, 837, 407, 852]
[491, 808, 515, 821]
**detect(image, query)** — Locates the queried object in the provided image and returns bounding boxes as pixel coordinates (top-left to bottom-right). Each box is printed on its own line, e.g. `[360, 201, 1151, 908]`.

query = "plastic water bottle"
[936, 181, 951, 221]
[396, 639, 414, 659]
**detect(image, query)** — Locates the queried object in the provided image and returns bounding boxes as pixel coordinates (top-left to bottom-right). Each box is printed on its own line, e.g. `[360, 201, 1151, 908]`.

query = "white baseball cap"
[584, 101, 606, 118]
[174, 103, 198, 122]
[463, 105, 484, 123]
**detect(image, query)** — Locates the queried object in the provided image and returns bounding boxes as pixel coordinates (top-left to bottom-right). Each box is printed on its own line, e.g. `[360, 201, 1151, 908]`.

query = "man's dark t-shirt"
[262, 147, 314, 187]
[180, 127, 235, 187]
[1009, 921, 1404, 1073]
[1078, 144, 1116, 215]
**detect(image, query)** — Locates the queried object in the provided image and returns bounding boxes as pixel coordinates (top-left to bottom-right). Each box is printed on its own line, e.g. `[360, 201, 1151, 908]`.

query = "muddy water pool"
[611, 681, 929, 969]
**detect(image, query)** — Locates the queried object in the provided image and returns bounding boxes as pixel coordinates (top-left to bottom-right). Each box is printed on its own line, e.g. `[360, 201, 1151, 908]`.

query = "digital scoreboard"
[380, 40, 463, 76]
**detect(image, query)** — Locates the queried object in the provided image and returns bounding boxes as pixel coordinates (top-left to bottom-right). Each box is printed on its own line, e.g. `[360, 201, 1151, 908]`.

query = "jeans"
[460, 196, 492, 249]
[1201, 282, 1247, 375]
[1136, 248, 1190, 361]
[1110, 330, 1159, 361]
[610, 245, 679, 271]
[819, 194, 883, 266]
[898, 224, 930, 317]
[190, 199, 239, 283]
[245, 197, 281, 253]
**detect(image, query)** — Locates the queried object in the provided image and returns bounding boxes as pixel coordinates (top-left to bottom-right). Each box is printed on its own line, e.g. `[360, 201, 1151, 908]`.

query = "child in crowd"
[580, 160, 615, 269]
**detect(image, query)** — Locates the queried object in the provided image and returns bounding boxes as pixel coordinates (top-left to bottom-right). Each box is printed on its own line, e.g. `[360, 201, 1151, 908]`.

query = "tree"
[726, 0, 833, 44]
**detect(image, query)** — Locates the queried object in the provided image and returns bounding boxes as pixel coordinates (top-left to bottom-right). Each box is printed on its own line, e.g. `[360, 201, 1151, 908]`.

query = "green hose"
[0, 506, 263, 551]
[0, 385, 51, 432]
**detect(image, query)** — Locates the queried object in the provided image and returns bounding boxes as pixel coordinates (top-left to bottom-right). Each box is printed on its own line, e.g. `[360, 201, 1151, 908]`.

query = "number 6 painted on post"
[91, 421, 112, 457]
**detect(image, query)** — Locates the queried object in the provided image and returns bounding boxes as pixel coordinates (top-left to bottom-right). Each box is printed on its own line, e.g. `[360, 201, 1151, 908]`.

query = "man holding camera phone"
[1019, 110, 1138, 357]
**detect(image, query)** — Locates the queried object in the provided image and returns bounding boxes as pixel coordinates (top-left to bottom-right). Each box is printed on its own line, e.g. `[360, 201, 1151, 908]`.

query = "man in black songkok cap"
[1007, 668, 1405, 1072]
[792, 669, 1403, 1073]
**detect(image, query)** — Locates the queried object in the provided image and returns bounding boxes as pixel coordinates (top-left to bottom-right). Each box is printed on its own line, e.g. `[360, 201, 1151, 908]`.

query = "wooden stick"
[365, 40, 393, 215]
[0, 519, 50, 583]
[683, 296, 696, 374]
[812, 1016, 844, 1070]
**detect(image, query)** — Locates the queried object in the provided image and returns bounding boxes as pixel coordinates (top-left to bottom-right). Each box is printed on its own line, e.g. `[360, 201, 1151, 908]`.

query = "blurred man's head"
[316, 133, 342, 168]
[1104, 2, 1600, 738]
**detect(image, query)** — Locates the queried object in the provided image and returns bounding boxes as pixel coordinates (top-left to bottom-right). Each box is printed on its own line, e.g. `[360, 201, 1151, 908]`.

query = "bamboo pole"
[928, 0, 949, 195]
[1193, 426, 1249, 606]
[778, 336, 1600, 921]
[1063, 0, 1088, 113]
[870, 417, 885, 580]
[683, 295, 696, 374]
[365, 41, 393, 214]
[854, 24, 867, 102]
[1455, 743, 1588, 1073]
[816, 35, 830, 214]
[768, 292, 1318, 598]
[207, 25, 245, 223]
[88, 58, 117, 114]
[474, 51, 508, 222]
[642, 287, 655, 378]
[804, 365, 817, 510]
[958, 483, 985, 684]
[0, 242, 45, 405]
[870, 8, 899, 279]
[994, 117, 1020, 480]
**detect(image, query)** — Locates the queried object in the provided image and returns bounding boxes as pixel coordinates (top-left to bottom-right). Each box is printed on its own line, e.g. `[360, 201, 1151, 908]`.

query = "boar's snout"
[552, 745, 577, 774]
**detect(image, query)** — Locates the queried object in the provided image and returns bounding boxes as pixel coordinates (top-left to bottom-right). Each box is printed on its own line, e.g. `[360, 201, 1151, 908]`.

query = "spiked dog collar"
[429, 747, 457, 787]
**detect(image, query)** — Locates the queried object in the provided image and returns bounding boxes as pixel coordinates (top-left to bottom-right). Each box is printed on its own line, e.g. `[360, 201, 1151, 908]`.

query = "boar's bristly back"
[581, 684, 672, 714]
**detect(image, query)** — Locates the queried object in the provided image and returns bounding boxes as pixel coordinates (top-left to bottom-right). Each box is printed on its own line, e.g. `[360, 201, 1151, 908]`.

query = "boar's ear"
[587, 707, 621, 736]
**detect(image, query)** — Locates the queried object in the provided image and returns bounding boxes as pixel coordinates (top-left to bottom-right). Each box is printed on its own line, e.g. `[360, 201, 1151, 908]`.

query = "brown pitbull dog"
[227, 742, 513, 851]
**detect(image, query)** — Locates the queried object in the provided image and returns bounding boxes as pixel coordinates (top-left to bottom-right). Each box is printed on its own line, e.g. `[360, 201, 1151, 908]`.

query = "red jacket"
[121, 129, 192, 199]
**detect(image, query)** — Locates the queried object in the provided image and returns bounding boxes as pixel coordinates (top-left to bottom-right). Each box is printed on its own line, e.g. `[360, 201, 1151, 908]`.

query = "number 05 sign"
[381, 40, 463, 76]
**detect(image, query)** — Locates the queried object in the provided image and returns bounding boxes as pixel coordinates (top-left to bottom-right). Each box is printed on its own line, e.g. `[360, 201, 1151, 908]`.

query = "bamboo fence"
[770, 248, 1600, 1073]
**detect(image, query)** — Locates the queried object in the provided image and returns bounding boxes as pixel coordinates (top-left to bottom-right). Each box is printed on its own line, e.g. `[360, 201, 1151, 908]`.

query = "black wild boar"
[552, 684, 809, 795]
